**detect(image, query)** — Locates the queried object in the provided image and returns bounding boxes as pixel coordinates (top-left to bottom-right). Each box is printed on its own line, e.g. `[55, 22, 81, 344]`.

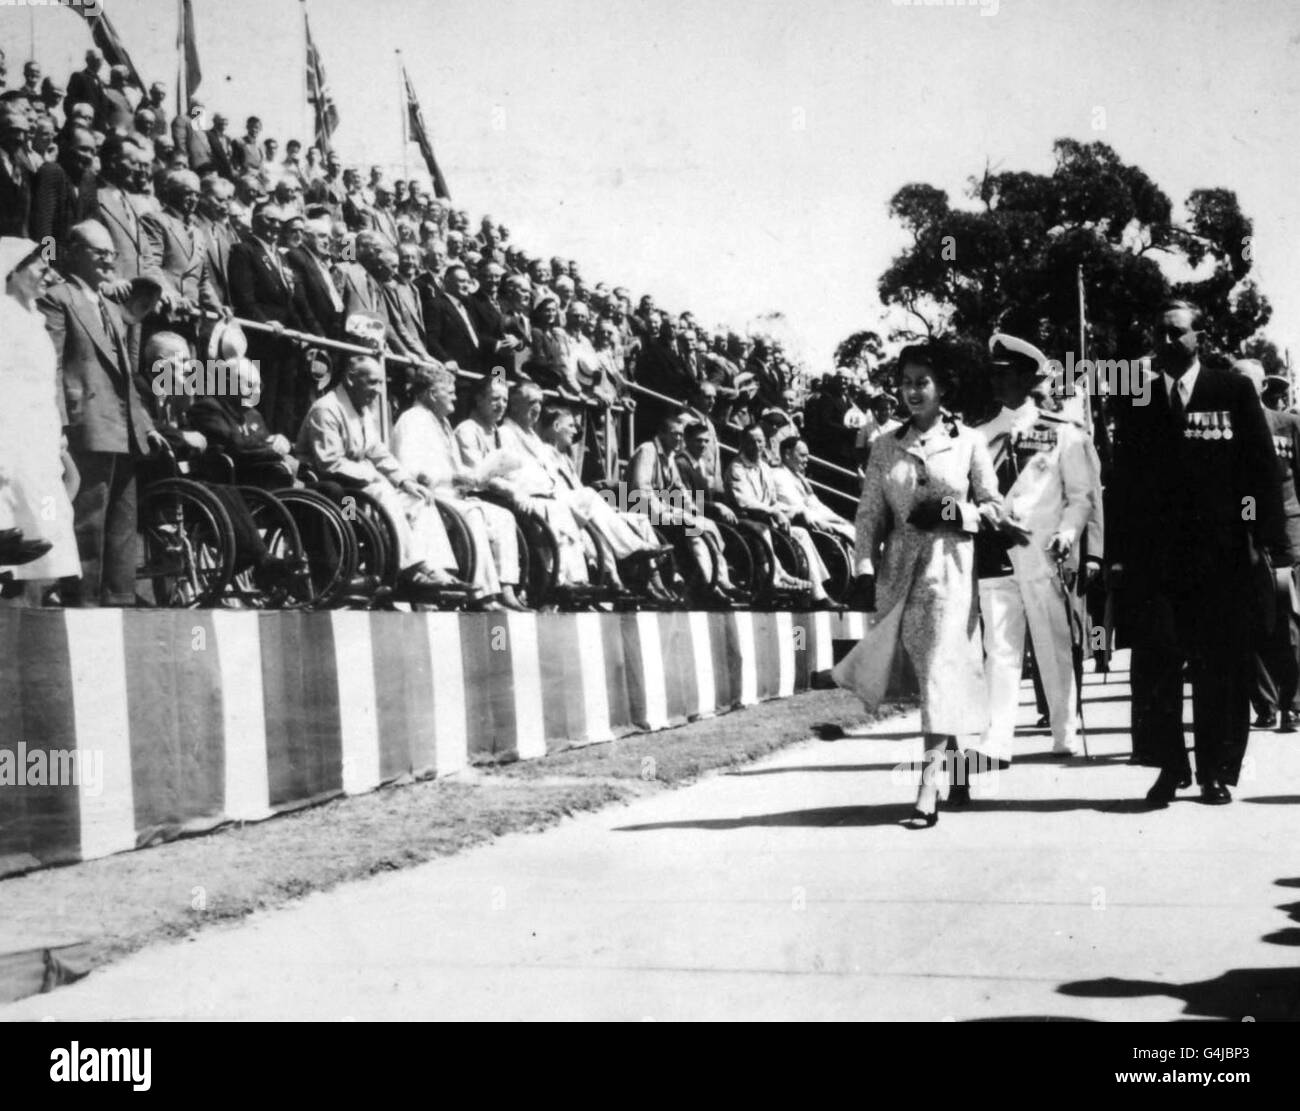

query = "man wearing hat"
[1110, 301, 1291, 805]
[1262, 375, 1292, 413]
[1234, 360, 1300, 733]
[973, 332, 1102, 766]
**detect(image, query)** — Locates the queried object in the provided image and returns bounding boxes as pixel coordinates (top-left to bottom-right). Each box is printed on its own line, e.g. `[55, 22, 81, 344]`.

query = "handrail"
[624, 380, 858, 509]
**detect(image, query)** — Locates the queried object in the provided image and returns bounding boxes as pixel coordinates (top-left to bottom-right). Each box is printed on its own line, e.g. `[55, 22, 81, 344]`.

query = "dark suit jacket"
[188, 396, 281, 461]
[1111, 365, 1289, 595]
[1266, 407, 1300, 556]
[305, 175, 347, 223]
[228, 238, 321, 334]
[207, 130, 235, 180]
[285, 246, 343, 338]
[30, 162, 92, 250]
[195, 215, 236, 305]
[39, 278, 154, 455]
[64, 69, 106, 127]
[0, 153, 32, 236]
[424, 290, 489, 373]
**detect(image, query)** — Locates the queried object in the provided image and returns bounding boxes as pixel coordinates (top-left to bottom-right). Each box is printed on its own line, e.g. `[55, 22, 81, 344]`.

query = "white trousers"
[366, 481, 456, 573]
[447, 496, 520, 595]
[978, 572, 1079, 762]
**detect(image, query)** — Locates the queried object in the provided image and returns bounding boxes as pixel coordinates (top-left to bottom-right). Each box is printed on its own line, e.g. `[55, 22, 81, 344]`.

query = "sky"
[4, 0, 1299, 370]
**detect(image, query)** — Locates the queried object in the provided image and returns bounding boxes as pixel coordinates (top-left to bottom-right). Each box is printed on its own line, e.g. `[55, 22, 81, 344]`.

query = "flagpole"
[176, 0, 187, 120]
[397, 51, 409, 183]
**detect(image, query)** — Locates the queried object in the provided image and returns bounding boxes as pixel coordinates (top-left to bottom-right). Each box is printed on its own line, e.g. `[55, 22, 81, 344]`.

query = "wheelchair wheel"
[230, 486, 308, 608]
[434, 498, 479, 589]
[719, 520, 766, 604]
[342, 490, 402, 594]
[770, 527, 812, 609]
[274, 487, 359, 608]
[515, 513, 561, 607]
[810, 529, 852, 604]
[137, 478, 238, 607]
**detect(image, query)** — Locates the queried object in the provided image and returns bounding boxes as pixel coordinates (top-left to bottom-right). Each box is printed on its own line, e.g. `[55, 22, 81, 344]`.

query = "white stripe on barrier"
[776, 612, 796, 697]
[814, 611, 833, 674]
[688, 611, 717, 718]
[508, 612, 547, 759]
[425, 613, 468, 775]
[733, 611, 758, 706]
[636, 612, 669, 729]
[332, 612, 382, 794]
[574, 613, 612, 744]
[212, 613, 271, 821]
[66, 610, 136, 862]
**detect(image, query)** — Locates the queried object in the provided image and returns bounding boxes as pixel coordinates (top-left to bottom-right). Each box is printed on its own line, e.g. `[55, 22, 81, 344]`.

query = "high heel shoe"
[901, 805, 938, 830]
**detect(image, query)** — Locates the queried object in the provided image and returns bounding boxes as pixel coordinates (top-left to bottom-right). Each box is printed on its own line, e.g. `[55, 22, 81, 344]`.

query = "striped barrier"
[0, 609, 866, 878]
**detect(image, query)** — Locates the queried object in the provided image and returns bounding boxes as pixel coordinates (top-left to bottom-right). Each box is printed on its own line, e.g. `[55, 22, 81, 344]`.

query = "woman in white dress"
[832, 343, 1004, 828]
[0, 238, 81, 599]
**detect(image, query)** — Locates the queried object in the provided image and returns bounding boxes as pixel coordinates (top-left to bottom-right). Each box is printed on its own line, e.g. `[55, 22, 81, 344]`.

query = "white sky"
[5, 0, 1298, 369]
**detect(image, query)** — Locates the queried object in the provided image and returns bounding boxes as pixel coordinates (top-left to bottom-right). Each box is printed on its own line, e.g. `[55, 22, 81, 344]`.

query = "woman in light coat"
[0, 237, 81, 598]
[832, 343, 1005, 828]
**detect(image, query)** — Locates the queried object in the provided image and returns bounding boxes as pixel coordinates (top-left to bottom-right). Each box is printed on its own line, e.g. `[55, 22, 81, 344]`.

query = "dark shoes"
[1200, 781, 1232, 805]
[1279, 710, 1298, 734]
[1254, 710, 1277, 729]
[1144, 768, 1184, 808]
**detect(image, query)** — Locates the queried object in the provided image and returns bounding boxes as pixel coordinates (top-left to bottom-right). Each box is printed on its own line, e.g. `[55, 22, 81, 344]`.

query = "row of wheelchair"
[134, 452, 857, 611]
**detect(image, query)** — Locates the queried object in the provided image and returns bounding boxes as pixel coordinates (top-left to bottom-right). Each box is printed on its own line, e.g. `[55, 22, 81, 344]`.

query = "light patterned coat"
[833, 415, 1001, 735]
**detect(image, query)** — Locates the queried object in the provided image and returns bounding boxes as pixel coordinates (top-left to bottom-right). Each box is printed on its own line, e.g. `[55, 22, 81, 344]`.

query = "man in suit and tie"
[195, 174, 238, 304]
[39, 221, 160, 606]
[1110, 301, 1293, 806]
[286, 212, 344, 339]
[425, 262, 491, 375]
[207, 113, 235, 181]
[64, 50, 107, 129]
[142, 169, 223, 326]
[228, 202, 322, 434]
[29, 126, 96, 250]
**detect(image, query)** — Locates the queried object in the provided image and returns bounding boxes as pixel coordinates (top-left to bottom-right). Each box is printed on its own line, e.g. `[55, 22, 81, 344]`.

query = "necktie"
[1169, 380, 1185, 424]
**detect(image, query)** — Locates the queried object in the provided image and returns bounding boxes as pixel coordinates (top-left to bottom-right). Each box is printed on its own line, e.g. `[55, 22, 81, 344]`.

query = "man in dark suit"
[285, 213, 344, 338]
[30, 126, 97, 253]
[228, 203, 322, 435]
[1232, 360, 1300, 733]
[207, 113, 235, 180]
[1110, 302, 1292, 805]
[0, 101, 32, 236]
[39, 220, 159, 606]
[64, 50, 107, 129]
[424, 262, 490, 373]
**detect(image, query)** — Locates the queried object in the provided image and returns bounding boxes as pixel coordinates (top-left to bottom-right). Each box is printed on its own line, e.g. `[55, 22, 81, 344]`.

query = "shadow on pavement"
[1056, 877, 1300, 1021]
[615, 796, 1152, 832]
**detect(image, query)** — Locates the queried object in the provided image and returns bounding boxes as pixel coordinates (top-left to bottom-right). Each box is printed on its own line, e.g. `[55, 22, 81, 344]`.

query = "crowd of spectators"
[0, 45, 859, 611]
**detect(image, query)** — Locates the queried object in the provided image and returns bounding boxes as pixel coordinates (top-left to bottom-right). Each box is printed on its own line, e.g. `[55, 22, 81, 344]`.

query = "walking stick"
[1056, 557, 1091, 759]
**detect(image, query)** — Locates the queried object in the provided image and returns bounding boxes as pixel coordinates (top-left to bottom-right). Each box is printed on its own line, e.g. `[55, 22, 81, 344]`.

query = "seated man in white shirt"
[535, 404, 675, 601]
[392, 364, 527, 611]
[296, 354, 467, 598]
[772, 436, 855, 545]
[488, 380, 591, 588]
[726, 426, 834, 605]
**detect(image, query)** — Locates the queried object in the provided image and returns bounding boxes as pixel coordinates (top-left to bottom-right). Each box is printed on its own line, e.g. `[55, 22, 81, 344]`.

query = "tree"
[869, 139, 1272, 371]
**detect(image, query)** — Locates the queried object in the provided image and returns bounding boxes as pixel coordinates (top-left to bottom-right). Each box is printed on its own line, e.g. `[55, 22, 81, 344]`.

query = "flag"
[178, 0, 202, 110]
[304, 3, 339, 155]
[71, 8, 146, 91]
[403, 67, 451, 199]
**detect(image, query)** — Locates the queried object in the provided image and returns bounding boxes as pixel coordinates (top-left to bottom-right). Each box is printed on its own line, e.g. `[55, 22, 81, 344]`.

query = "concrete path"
[6, 650, 1300, 1021]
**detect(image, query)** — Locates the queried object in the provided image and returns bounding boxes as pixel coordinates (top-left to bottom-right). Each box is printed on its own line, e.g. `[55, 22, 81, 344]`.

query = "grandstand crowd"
[0, 45, 880, 612]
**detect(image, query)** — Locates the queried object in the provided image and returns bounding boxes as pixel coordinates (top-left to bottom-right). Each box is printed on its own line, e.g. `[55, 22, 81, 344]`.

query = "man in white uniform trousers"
[973, 333, 1101, 763]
